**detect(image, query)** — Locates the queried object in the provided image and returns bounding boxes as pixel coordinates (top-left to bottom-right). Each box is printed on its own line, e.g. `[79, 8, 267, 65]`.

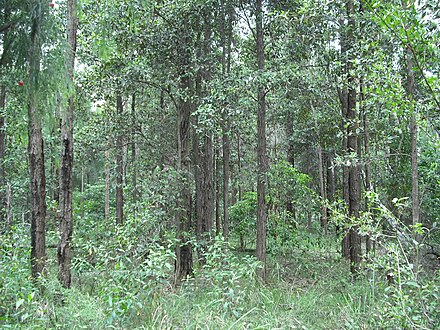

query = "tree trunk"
[317, 145, 327, 234]
[255, 0, 268, 282]
[0, 4, 11, 233]
[339, 21, 350, 260]
[215, 143, 221, 235]
[361, 83, 373, 254]
[406, 47, 419, 227]
[221, 0, 233, 240]
[326, 150, 335, 212]
[285, 112, 295, 217]
[406, 40, 420, 273]
[346, 0, 361, 274]
[175, 73, 193, 283]
[104, 149, 110, 219]
[131, 93, 137, 215]
[175, 17, 194, 281]
[57, 0, 78, 289]
[0, 86, 6, 232]
[29, 1, 47, 279]
[115, 95, 124, 225]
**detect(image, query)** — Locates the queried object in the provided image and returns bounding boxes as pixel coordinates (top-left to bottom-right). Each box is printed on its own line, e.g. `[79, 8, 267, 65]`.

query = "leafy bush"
[0, 228, 39, 326]
[189, 236, 261, 317]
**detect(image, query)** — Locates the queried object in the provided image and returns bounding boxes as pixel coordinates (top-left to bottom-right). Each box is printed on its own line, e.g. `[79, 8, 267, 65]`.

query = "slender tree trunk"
[175, 17, 194, 281]
[58, 0, 78, 288]
[406, 47, 419, 227]
[317, 145, 327, 234]
[406, 41, 420, 273]
[326, 150, 335, 211]
[285, 112, 294, 216]
[115, 95, 124, 225]
[0, 86, 6, 232]
[346, 0, 361, 274]
[221, 0, 233, 240]
[255, 0, 268, 282]
[362, 83, 373, 254]
[339, 18, 350, 260]
[131, 93, 137, 215]
[237, 133, 243, 201]
[0, 5, 11, 233]
[29, 1, 46, 279]
[104, 149, 110, 219]
[175, 74, 193, 283]
[215, 143, 221, 235]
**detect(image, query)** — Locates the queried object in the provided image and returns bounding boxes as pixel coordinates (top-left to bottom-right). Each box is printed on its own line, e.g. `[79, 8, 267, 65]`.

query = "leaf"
[16, 298, 24, 310]
[404, 281, 420, 288]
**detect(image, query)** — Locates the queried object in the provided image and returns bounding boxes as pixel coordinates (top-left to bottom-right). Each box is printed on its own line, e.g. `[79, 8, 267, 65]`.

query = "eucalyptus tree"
[28, 0, 47, 279]
[255, 0, 268, 281]
[343, 0, 361, 273]
[58, 0, 78, 288]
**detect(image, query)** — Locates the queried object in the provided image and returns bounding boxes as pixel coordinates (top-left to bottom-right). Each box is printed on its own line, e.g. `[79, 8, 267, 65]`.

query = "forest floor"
[3, 227, 438, 329]
[29, 233, 382, 329]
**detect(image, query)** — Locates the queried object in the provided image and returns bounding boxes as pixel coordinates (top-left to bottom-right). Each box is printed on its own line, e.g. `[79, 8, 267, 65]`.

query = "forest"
[0, 0, 439, 329]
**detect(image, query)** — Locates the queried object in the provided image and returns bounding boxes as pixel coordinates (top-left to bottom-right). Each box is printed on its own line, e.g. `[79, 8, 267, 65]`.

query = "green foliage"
[229, 192, 257, 247]
[189, 236, 261, 318]
[0, 228, 39, 326]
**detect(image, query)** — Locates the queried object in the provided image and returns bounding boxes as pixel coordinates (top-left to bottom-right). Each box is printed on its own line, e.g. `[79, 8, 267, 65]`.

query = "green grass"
[2, 227, 438, 329]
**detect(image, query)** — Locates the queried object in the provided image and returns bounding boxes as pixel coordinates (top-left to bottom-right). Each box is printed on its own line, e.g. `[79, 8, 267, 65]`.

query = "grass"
[1, 226, 438, 329]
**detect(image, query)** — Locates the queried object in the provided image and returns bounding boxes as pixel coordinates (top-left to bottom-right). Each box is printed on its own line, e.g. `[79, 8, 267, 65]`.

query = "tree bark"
[215, 143, 221, 235]
[175, 74, 193, 283]
[406, 47, 419, 227]
[361, 83, 373, 254]
[285, 112, 295, 217]
[29, 1, 46, 279]
[104, 149, 110, 219]
[255, 0, 268, 282]
[115, 95, 124, 225]
[0, 86, 6, 232]
[175, 17, 194, 282]
[131, 93, 137, 215]
[0, 4, 11, 233]
[317, 145, 327, 234]
[57, 0, 78, 289]
[339, 13, 350, 261]
[221, 0, 233, 240]
[346, 0, 361, 274]
[194, 11, 214, 247]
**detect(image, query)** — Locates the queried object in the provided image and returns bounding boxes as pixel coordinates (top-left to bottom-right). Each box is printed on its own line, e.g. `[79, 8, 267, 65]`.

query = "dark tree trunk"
[104, 149, 110, 219]
[317, 145, 327, 234]
[326, 150, 335, 209]
[220, 0, 233, 240]
[175, 74, 193, 283]
[115, 95, 124, 225]
[29, 1, 46, 279]
[256, 0, 268, 282]
[175, 15, 195, 281]
[215, 143, 221, 235]
[131, 93, 138, 214]
[361, 82, 373, 254]
[346, 0, 361, 274]
[339, 4, 349, 261]
[0, 4, 11, 233]
[237, 133, 243, 201]
[57, 0, 78, 289]
[0, 86, 6, 232]
[406, 47, 419, 227]
[285, 112, 295, 217]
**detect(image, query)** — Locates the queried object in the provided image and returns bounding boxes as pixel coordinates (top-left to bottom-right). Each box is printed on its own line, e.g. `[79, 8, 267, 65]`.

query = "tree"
[58, 0, 78, 289]
[115, 94, 124, 225]
[255, 0, 268, 281]
[29, 0, 47, 279]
